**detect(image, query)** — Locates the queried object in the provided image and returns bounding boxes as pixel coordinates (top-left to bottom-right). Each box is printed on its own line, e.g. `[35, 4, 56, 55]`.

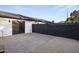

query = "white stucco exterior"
[0, 17, 12, 37]
[25, 21, 32, 33]
[0, 17, 34, 37]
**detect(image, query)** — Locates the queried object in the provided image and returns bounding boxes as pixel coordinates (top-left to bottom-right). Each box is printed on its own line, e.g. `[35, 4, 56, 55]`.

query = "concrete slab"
[0, 33, 79, 53]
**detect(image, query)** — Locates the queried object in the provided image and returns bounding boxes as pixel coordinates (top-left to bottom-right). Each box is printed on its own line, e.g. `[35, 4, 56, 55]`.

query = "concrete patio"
[0, 33, 79, 53]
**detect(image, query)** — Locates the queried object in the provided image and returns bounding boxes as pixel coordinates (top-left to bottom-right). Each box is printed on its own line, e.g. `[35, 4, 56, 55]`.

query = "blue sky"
[0, 5, 79, 22]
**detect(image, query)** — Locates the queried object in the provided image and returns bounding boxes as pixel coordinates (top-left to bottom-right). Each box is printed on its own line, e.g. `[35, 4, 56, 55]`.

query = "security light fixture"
[9, 20, 10, 23]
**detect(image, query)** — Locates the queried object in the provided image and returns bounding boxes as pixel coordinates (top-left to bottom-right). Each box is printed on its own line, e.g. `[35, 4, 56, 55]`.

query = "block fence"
[32, 24, 79, 40]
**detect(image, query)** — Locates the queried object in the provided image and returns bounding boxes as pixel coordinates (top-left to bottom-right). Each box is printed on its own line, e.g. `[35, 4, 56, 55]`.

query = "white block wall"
[25, 21, 32, 33]
[0, 18, 12, 37]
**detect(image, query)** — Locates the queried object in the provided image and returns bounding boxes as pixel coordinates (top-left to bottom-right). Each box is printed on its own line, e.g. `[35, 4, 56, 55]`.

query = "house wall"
[31, 21, 45, 24]
[0, 17, 12, 37]
[25, 21, 32, 33]
[0, 17, 45, 37]
[0, 18, 36, 37]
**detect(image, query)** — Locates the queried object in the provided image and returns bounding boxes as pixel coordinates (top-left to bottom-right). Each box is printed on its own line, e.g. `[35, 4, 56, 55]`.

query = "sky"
[0, 5, 79, 22]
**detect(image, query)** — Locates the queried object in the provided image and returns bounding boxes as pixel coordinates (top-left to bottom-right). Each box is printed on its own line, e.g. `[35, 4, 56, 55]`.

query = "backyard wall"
[0, 18, 12, 37]
[32, 24, 79, 40]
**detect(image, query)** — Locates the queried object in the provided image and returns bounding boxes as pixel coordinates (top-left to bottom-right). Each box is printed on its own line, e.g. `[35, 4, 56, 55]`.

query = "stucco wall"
[0, 18, 34, 37]
[25, 21, 32, 33]
[0, 17, 12, 37]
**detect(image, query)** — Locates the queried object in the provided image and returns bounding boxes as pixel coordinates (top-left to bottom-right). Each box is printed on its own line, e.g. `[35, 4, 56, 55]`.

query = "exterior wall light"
[9, 20, 10, 23]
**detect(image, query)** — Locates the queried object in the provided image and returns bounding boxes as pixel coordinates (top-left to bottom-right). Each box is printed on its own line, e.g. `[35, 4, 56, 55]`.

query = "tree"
[51, 20, 54, 24]
[65, 10, 79, 24]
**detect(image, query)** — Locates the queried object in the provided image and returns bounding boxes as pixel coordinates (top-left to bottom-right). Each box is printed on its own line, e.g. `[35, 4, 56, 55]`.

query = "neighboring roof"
[0, 11, 51, 23]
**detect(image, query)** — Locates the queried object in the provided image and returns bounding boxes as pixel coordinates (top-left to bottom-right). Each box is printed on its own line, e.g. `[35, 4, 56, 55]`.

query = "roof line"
[0, 11, 51, 23]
